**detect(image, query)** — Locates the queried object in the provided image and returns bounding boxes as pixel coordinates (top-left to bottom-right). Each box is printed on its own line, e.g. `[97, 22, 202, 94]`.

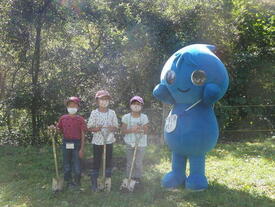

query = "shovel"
[51, 131, 64, 192]
[120, 132, 142, 192]
[97, 128, 111, 192]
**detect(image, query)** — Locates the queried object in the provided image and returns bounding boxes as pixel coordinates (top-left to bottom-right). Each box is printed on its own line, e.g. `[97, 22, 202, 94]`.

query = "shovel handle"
[124, 118, 143, 188]
[102, 143, 106, 179]
[127, 132, 143, 184]
[100, 129, 108, 181]
[128, 144, 138, 183]
[51, 131, 60, 178]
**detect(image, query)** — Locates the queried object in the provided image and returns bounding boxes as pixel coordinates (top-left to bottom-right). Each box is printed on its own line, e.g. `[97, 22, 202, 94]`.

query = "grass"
[0, 137, 274, 207]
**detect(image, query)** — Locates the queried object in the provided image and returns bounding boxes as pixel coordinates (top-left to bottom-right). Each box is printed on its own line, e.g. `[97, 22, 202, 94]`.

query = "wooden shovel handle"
[51, 131, 60, 178]
[102, 143, 106, 180]
[128, 144, 138, 183]
[127, 132, 143, 184]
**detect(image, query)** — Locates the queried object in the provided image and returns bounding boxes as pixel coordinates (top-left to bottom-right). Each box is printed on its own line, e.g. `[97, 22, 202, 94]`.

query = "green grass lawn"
[0, 137, 274, 207]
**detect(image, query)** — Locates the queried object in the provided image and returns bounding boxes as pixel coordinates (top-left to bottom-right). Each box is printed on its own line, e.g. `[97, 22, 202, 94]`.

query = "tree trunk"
[30, 23, 42, 143]
[30, 0, 52, 144]
[0, 71, 6, 100]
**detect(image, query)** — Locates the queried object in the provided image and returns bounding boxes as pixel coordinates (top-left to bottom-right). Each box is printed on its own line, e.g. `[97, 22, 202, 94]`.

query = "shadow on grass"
[210, 138, 274, 161]
[146, 179, 275, 207]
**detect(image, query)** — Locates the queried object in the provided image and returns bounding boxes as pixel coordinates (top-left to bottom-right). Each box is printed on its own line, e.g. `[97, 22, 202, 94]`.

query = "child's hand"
[136, 126, 144, 134]
[92, 126, 102, 132]
[138, 125, 145, 132]
[130, 126, 138, 133]
[79, 149, 84, 159]
[106, 126, 116, 132]
[48, 125, 56, 131]
[131, 126, 142, 133]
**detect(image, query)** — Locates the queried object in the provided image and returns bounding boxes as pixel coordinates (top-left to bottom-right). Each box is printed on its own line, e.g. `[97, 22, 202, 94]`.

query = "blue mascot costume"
[153, 44, 229, 191]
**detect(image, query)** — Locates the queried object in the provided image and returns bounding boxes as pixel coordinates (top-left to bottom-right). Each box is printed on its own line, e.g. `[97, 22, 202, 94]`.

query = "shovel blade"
[105, 177, 111, 192]
[98, 177, 111, 192]
[120, 178, 136, 192]
[52, 177, 64, 192]
[97, 177, 105, 190]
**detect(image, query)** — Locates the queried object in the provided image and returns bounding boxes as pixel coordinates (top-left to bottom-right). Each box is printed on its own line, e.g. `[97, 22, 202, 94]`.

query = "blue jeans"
[62, 139, 81, 182]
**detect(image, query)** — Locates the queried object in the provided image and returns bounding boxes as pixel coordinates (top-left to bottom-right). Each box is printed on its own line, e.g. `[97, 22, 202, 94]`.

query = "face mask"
[130, 104, 142, 112]
[67, 107, 78, 114]
[99, 100, 109, 108]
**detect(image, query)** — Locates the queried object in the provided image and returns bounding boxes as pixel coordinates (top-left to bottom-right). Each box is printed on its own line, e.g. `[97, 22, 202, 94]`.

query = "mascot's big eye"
[166, 70, 176, 84]
[191, 70, 206, 86]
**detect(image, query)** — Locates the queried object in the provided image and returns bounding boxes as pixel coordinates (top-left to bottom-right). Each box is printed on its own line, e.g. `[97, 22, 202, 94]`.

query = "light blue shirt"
[122, 113, 149, 147]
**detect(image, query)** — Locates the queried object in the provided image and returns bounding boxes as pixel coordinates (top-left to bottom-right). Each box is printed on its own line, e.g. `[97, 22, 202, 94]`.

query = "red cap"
[66, 96, 81, 106]
[130, 96, 144, 105]
[95, 90, 111, 99]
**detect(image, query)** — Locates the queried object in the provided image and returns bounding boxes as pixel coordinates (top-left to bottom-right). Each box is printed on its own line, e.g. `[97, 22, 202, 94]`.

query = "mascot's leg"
[186, 155, 208, 191]
[162, 152, 187, 188]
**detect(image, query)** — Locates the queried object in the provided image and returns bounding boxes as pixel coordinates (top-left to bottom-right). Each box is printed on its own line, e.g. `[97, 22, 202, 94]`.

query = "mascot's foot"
[185, 174, 208, 191]
[162, 171, 186, 189]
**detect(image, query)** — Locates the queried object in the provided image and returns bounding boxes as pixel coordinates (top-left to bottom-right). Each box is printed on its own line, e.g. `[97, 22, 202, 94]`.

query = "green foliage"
[217, 1, 275, 138]
[0, 0, 274, 144]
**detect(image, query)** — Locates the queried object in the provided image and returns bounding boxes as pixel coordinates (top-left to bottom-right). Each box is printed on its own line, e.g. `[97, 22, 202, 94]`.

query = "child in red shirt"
[50, 97, 87, 190]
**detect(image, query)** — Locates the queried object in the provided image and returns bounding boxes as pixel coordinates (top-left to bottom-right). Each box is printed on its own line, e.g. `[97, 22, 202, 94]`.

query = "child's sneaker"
[133, 177, 141, 184]
[133, 178, 144, 191]
[66, 182, 75, 190]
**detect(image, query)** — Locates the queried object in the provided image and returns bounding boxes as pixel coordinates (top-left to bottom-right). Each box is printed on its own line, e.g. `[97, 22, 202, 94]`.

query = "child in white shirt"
[121, 96, 149, 184]
[87, 90, 118, 191]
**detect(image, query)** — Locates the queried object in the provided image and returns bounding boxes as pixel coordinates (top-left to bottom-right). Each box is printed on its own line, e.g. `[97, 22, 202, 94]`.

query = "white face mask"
[99, 100, 109, 108]
[130, 104, 142, 112]
[67, 107, 78, 114]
